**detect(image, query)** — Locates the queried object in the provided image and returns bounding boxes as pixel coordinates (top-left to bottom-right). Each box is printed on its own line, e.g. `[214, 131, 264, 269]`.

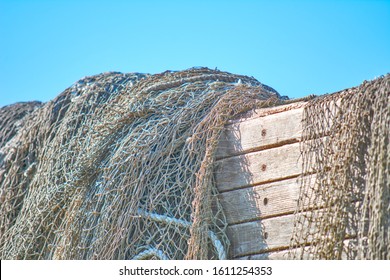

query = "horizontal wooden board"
[227, 210, 358, 258]
[227, 212, 299, 258]
[236, 247, 305, 260]
[218, 176, 305, 224]
[217, 98, 342, 160]
[236, 239, 357, 260]
[226, 101, 308, 125]
[215, 142, 302, 192]
[217, 107, 304, 159]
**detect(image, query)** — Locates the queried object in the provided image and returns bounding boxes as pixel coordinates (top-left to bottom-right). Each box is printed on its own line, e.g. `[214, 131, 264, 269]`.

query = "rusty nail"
[261, 164, 267, 171]
[261, 129, 267, 137]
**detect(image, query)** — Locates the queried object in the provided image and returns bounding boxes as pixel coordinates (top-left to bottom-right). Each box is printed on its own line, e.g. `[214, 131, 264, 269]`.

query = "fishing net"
[0, 101, 42, 237]
[289, 74, 390, 259]
[0, 67, 281, 260]
[0, 101, 42, 148]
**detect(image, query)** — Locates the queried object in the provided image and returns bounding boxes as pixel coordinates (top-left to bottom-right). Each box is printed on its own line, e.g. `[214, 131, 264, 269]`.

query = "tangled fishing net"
[289, 74, 389, 259]
[0, 101, 42, 149]
[0, 67, 281, 260]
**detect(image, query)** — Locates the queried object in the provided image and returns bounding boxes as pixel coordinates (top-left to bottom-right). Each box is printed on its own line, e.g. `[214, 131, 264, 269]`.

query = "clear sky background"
[0, 0, 389, 107]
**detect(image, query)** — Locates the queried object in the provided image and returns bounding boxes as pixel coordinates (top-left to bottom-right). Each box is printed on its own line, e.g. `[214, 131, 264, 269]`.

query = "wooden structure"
[215, 101, 308, 260]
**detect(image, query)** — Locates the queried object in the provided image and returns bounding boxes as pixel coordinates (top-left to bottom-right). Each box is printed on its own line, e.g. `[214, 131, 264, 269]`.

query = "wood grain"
[226, 213, 299, 258]
[219, 176, 311, 225]
[235, 239, 357, 260]
[226, 210, 358, 258]
[217, 107, 304, 159]
[215, 142, 302, 192]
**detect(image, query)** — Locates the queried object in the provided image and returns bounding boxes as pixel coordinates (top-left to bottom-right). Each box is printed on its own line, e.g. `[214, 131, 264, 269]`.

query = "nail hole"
[263, 197, 268, 206]
[261, 129, 267, 137]
[261, 164, 267, 171]
[264, 232, 268, 240]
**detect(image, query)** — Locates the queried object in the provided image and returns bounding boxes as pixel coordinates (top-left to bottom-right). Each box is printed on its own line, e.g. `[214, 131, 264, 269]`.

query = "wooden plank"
[217, 107, 304, 159]
[217, 98, 342, 160]
[236, 248, 304, 260]
[226, 101, 307, 125]
[236, 239, 357, 260]
[219, 176, 306, 225]
[227, 210, 358, 258]
[215, 142, 301, 192]
[227, 213, 299, 258]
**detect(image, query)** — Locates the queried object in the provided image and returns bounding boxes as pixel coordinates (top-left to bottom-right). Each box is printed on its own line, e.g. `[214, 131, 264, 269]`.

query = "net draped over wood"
[0, 68, 281, 260]
[289, 75, 390, 259]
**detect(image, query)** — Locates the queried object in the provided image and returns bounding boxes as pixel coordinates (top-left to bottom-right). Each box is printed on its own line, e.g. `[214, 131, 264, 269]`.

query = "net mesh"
[0, 101, 42, 148]
[0, 68, 281, 260]
[289, 74, 390, 259]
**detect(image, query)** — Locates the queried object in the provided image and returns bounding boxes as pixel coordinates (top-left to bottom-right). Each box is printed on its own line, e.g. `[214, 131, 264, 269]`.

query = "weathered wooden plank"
[227, 210, 358, 258]
[227, 213, 299, 258]
[218, 177, 303, 224]
[215, 142, 301, 192]
[217, 107, 304, 159]
[235, 247, 304, 260]
[217, 98, 342, 160]
[226, 101, 307, 125]
[236, 239, 357, 260]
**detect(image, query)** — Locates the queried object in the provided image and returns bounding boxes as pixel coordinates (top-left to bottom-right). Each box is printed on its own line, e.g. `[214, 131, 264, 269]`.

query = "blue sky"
[0, 0, 389, 107]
